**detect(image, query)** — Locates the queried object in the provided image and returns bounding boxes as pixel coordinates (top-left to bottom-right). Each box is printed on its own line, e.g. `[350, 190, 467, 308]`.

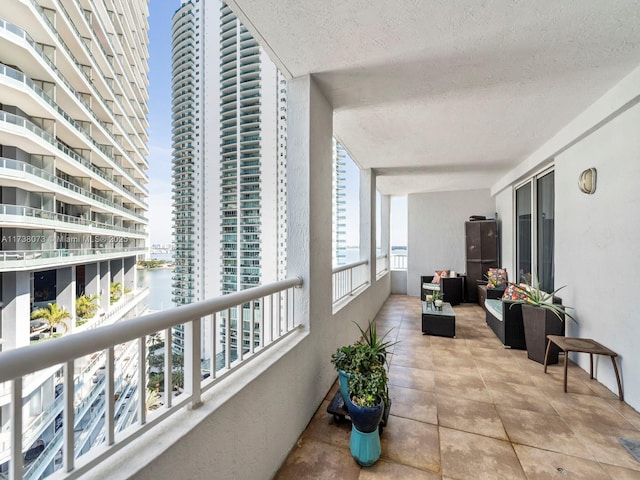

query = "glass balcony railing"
[0, 111, 147, 208]
[0, 204, 144, 235]
[0, 157, 145, 221]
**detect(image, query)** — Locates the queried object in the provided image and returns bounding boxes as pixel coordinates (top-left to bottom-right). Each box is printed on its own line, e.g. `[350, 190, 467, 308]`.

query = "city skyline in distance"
[145, 1, 407, 248]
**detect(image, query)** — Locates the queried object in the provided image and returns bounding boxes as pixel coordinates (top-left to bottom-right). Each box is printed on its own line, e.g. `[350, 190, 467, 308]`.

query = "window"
[515, 169, 554, 292]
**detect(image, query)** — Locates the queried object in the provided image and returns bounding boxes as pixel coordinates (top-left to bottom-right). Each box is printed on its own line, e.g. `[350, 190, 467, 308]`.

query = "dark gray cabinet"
[465, 220, 498, 303]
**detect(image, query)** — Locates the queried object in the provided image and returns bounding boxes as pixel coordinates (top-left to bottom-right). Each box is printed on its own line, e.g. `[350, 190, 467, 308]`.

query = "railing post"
[63, 360, 75, 473]
[164, 327, 173, 407]
[106, 347, 115, 445]
[349, 267, 353, 296]
[10, 378, 23, 480]
[138, 337, 147, 424]
[184, 318, 202, 409]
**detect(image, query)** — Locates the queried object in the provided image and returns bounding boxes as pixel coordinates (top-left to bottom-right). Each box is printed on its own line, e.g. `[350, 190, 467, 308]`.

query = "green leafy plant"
[348, 364, 388, 408]
[431, 290, 442, 301]
[110, 282, 132, 304]
[76, 294, 100, 320]
[509, 276, 576, 323]
[331, 344, 359, 373]
[30, 303, 71, 337]
[330, 320, 398, 409]
[354, 320, 397, 362]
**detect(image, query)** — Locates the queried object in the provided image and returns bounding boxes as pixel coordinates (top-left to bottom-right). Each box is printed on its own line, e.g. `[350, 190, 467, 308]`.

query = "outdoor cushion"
[484, 299, 503, 321]
[486, 268, 508, 287]
[502, 283, 528, 301]
[422, 282, 441, 292]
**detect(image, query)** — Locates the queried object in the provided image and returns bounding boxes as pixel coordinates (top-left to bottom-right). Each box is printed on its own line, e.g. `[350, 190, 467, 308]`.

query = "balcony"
[3, 269, 639, 479]
[275, 296, 640, 479]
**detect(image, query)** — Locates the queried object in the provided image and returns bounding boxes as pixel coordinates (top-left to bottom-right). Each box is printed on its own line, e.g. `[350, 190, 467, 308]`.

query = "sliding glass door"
[515, 169, 555, 292]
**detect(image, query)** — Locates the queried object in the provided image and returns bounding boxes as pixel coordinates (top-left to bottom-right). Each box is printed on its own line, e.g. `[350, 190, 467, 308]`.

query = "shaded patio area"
[276, 295, 640, 479]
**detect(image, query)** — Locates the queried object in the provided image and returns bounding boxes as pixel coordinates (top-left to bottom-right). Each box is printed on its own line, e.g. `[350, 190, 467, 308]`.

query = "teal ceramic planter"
[338, 369, 352, 404]
[350, 425, 381, 466]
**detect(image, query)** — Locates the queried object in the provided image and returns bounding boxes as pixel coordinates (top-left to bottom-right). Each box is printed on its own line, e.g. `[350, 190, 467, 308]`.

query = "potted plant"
[509, 278, 576, 364]
[331, 343, 358, 404]
[432, 290, 443, 309]
[331, 320, 396, 404]
[330, 320, 397, 466]
[345, 362, 388, 466]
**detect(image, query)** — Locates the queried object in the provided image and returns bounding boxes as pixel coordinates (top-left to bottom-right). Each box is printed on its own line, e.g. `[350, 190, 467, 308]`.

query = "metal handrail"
[332, 259, 367, 275]
[0, 277, 302, 382]
[332, 260, 369, 305]
[1, 277, 303, 479]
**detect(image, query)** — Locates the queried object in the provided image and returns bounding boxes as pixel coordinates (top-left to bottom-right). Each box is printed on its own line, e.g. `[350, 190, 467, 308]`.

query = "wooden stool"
[544, 335, 623, 401]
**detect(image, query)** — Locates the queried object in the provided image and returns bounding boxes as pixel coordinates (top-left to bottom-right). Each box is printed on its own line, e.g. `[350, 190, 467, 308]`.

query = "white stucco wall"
[494, 188, 514, 278]
[407, 189, 495, 297]
[491, 65, 640, 410]
[555, 102, 640, 408]
[390, 269, 407, 294]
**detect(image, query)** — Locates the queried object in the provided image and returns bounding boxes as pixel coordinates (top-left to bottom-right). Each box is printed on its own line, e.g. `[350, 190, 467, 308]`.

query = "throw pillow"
[487, 268, 508, 288]
[502, 283, 528, 301]
[433, 270, 449, 284]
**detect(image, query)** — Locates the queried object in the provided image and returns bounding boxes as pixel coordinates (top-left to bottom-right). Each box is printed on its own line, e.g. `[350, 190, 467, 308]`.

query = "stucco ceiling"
[228, 0, 640, 195]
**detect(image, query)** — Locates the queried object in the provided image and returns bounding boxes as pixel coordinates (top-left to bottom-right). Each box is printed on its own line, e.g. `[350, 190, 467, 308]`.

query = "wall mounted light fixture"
[578, 168, 597, 194]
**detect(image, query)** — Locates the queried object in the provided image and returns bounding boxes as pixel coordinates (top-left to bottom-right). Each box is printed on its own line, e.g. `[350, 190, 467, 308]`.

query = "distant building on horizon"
[333, 140, 347, 266]
[171, 0, 287, 355]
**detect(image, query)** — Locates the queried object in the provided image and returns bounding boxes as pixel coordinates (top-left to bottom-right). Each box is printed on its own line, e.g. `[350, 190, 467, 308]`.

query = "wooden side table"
[544, 335, 623, 401]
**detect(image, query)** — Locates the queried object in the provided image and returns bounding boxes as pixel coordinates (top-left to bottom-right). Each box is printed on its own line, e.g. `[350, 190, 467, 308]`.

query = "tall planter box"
[522, 304, 565, 364]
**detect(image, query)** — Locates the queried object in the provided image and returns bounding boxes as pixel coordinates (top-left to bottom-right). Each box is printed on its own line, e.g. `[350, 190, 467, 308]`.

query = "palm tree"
[110, 282, 123, 304]
[30, 303, 71, 338]
[76, 294, 100, 321]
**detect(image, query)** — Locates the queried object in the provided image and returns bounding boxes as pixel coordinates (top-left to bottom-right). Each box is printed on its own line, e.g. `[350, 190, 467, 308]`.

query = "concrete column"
[99, 261, 110, 311]
[123, 256, 137, 293]
[85, 263, 99, 297]
[286, 74, 333, 329]
[380, 193, 391, 270]
[111, 258, 124, 302]
[359, 169, 376, 284]
[1, 271, 31, 349]
[56, 267, 76, 333]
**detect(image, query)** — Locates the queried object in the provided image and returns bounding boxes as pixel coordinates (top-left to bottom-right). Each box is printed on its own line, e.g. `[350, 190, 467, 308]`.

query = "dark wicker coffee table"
[421, 301, 455, 337]
[544, 335, 623, 401]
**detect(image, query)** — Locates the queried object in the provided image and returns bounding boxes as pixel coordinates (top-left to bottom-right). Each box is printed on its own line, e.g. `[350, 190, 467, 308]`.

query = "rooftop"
[276, 295, 640, 479]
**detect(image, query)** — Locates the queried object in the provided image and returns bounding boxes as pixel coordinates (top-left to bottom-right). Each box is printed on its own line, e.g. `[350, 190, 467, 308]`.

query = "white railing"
[0, 247, 147, 272]
[0, 277, 302, 480]
[391, 253, 408, 270]
[332, 260, 369, 304]
[376, 254, 388, 278]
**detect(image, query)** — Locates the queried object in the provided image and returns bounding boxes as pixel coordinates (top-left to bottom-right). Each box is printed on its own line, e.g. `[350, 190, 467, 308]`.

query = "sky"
[144, 1, 407, 248]
[145, 1, 177, 246]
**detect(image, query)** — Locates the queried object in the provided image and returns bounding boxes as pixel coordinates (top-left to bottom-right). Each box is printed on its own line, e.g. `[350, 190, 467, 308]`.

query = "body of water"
[137, 252, 174, 312]
[140, 247, 407, 311]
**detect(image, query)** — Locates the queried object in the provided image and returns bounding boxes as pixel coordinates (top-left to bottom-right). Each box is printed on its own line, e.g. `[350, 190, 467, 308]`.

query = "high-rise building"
[333, 140, 347, 266]
[0, 0, 150, 476]
[171, 1, 287, 355]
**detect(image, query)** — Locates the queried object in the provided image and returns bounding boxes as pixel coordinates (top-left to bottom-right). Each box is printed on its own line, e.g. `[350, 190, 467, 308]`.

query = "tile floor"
[275, 295, 640, 480]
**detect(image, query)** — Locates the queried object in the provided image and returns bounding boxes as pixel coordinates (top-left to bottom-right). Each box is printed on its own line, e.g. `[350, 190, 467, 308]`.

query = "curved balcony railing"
[0, 63, 146, 197]
[0, 157, 146, 221]
[0, 110, 145, 208]
[0, 204, 145, 236]
[0, 247, 146, 265]
[0, 14, 148, 187]
[25, 0, 148, 165]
